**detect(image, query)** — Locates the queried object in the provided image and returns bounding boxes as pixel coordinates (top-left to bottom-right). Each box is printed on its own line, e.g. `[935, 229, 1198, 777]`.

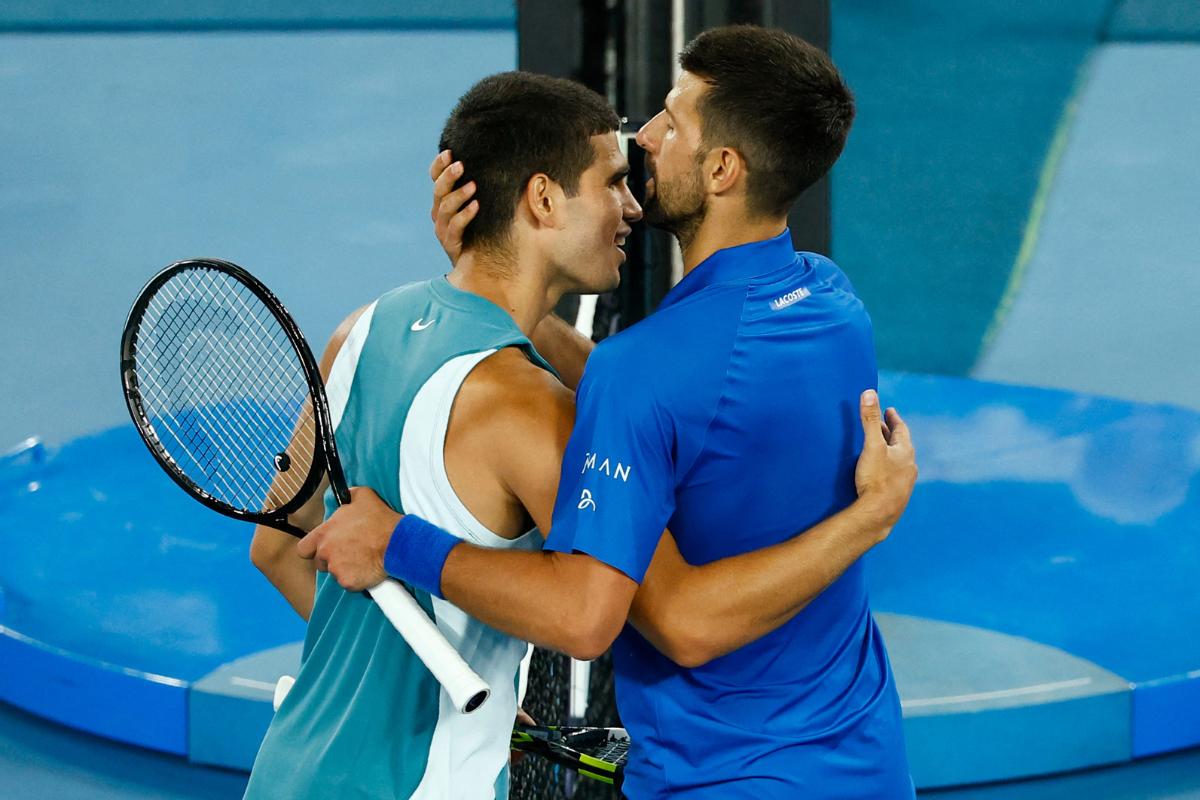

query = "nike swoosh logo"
[410, 318, 436, 332]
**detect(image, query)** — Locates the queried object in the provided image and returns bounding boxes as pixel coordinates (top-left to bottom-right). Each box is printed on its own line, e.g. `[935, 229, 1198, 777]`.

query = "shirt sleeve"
[808, 252, 858, 296]
[542, 343, 676, 584]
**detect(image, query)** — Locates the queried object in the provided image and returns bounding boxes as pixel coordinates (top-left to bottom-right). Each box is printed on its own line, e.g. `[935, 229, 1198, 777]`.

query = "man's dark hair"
[439, 71, 621, 250]
[680, 25, 855, 217]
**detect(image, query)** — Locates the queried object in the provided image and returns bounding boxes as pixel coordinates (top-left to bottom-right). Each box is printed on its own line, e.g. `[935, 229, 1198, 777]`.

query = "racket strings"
[131, 267, 319, 512]
[142, 279, 304, 417]
[546, 729, 629, 766]
[141, 276, 318, 508]
[136, 294, 311, 507]
[138, 288, 302, 468]
[588, 737, 629, 765]
[137, 303, 315, 480]
[154, 271, 319, 499]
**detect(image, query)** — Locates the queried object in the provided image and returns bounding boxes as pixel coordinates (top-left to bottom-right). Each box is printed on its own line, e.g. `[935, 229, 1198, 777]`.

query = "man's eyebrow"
[609, 165, 631, 183]
[663, 95, 676, 118]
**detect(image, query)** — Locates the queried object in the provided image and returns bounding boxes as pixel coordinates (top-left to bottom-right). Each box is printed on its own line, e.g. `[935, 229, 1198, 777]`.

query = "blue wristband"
[384, 514, 459, 599]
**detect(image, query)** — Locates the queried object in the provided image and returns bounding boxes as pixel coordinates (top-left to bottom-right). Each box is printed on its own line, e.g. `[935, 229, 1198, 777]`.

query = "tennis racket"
[119, 257, 490, 713]
[511, 724, 629, 787]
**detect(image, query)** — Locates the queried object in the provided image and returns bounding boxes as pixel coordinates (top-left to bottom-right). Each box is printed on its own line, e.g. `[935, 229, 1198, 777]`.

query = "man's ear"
[705, 147, 745, 198]
[522, 173, 565, 230]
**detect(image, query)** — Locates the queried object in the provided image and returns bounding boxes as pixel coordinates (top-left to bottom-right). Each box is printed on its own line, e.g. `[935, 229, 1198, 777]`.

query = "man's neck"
[679, 211, 789, 277]
[447, 250, 561, 338]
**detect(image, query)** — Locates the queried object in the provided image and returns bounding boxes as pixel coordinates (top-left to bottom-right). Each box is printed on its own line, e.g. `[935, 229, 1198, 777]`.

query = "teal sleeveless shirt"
[244, 276, 554, 800]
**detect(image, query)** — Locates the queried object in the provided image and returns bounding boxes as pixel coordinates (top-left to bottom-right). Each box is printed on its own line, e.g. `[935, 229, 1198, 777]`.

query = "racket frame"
[120, 258, 345, 537]
[510, 724, 628, 787]
[121, 257, 492, 715]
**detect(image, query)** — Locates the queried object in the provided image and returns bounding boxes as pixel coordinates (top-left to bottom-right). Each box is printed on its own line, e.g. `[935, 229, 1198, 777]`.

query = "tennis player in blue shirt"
[303, 26, 915, 799]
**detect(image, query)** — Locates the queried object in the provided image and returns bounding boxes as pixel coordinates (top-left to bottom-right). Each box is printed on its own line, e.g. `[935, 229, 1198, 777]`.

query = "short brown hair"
[680, 25, 855, 217]
[439, 71, 622, 250]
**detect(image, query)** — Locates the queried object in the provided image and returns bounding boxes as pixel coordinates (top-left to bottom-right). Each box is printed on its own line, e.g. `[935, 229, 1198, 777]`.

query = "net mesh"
[576, 652, 622, 800]
[130, 265, 317, 513]
[512, 649, 572, 799]
[512, 650, 622, 799]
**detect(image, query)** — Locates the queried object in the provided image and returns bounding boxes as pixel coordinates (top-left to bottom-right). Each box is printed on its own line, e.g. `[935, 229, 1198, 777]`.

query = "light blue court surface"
[0, 29, 515, 450]
[0, 700, 247, 800]
[0, 0, 514, 31]
[831, 0, 1111, 376]
[975, 44, 1200, 412]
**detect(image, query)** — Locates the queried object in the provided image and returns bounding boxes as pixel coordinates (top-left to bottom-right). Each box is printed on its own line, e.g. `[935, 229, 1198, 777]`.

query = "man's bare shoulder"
[455, 346, 575, 447]
[319, 304, 372, 381]
[465, 346, 573, 418]
[445, 346, 575, 525]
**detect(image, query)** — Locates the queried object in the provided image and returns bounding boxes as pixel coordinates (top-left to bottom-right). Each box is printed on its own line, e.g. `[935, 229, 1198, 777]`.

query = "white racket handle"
[273, 674, 295, 711]
[367, 578, 491, 713]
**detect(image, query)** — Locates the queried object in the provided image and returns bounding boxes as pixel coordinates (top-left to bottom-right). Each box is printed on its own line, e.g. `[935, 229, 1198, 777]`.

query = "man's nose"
[635, 113, 660, 151]
[624, 192, 643, 223]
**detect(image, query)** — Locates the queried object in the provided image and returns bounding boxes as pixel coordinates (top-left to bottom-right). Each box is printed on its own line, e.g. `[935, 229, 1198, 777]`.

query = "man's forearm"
[529, 312, 594, 391]
[264, 562, 316, 621]
[630, 501, 889, 667]
[439, 544, 634, 660]
[250, 525, 316, 621]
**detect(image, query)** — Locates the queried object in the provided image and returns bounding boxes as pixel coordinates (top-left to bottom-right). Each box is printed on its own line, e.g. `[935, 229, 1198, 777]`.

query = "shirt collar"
[659, 228, 797, 309]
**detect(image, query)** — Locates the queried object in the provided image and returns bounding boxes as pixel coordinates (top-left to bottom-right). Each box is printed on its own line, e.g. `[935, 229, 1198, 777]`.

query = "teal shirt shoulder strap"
[419, 276, 558, 378]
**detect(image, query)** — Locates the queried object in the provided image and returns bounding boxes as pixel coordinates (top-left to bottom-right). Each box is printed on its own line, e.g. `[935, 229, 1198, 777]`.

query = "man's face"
[634, 71, 709, 238]
[552, 132, 642, 294]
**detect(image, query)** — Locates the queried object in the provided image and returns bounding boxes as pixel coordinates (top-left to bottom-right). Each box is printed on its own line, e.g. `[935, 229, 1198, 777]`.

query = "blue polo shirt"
[544, 231, 912, 799]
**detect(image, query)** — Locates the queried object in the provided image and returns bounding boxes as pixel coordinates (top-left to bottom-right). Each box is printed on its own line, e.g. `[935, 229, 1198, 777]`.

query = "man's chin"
[570, 270, 622, 296]
[594, 270, 622, 294]
[645, 198, 705, 240]
[602, 268, 622, 292]
[642, 201, 672, 232]
[643, 210, 677, 235]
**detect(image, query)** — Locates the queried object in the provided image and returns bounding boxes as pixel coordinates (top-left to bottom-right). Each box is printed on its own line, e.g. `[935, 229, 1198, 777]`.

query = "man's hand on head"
[853, 390, 918, 542]
[296, 486, 400, 592]
[429, 149, 478, 266]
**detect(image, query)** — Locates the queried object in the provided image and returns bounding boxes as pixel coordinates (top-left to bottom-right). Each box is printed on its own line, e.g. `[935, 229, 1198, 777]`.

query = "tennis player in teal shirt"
[304, 26, 916, 799]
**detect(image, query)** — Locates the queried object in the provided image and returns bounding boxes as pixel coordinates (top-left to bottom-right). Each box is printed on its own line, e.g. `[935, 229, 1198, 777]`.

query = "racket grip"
[273, 674, 295, 712]
[367, 578, 491, 714]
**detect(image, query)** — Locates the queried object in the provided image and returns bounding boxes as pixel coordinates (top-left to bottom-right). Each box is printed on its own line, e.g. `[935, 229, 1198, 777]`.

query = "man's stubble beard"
[643, 158, 707, 254]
